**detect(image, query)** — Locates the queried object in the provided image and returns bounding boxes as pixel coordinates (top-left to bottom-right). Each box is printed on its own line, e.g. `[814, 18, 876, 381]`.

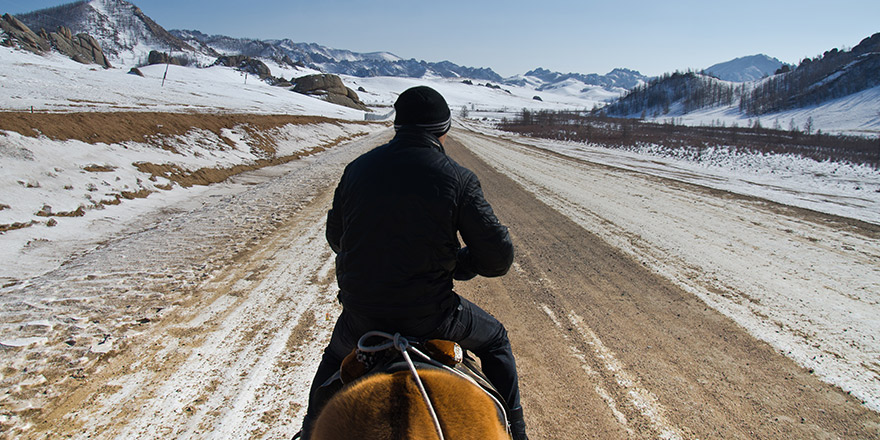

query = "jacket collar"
[391, 126, 445, 154]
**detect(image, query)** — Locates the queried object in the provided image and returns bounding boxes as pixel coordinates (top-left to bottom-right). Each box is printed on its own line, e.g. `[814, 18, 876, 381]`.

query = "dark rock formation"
[0, 13, 50, 53]
[213, 55, 271, 79]
[291, 74, 369, 111]
[44, 26, 110, 67]
[147, 50, 189, 66]
[1, 13, 110, 68]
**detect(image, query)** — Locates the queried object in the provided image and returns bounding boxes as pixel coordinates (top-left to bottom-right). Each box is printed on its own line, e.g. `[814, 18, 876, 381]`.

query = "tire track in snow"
[70, 181, 341, 440]
[26, 129, 389, 439]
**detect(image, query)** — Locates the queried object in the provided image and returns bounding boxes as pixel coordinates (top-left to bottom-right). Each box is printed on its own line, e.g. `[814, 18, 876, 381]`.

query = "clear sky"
[3, 0, 879, 77]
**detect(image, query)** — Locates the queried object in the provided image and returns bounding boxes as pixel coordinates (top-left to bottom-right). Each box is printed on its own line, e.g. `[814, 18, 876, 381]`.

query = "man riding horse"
[300, 86, 528, 440]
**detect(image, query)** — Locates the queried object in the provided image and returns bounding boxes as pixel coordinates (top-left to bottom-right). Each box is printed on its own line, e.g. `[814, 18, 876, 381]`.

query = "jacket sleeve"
[326, 182, 343, 254]
[456, 173, 514, 277]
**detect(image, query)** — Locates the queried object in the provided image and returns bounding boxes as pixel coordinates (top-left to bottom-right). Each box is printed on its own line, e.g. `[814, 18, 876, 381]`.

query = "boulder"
[291, 74, 369, 111]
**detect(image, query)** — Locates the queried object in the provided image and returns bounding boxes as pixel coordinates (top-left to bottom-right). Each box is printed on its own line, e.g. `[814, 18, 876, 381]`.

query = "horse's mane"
[312, 367, 509, 440]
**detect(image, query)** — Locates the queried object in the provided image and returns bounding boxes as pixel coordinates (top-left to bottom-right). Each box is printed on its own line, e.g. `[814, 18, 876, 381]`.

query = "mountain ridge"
[6, 0, 877, 121]
[705, 54, 785, 82]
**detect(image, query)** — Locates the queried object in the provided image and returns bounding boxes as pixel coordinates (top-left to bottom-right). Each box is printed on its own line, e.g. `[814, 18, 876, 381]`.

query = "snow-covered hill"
[705, 54, 784, 82]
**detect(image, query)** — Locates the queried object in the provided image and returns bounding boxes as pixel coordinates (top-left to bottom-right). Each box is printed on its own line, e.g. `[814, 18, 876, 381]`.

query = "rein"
[358, 331, 445, 440]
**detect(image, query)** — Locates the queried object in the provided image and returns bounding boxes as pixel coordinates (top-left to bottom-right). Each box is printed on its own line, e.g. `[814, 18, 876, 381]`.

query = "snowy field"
[1, 46, 879, 434]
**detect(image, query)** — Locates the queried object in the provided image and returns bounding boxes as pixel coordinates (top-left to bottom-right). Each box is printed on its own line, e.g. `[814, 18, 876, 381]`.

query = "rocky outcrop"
[291, 74, 369, 111]
[213, 55, 272, 79]
[1, 13, 51, 53]
[44, 26, 111, 68]
[1, 14, 111, 68]
[147, 50, 189, 66]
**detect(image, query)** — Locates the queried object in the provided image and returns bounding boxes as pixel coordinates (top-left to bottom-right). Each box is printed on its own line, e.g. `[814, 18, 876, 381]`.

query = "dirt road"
[6, 127, 879, 439]
[445, 133, 879, 439]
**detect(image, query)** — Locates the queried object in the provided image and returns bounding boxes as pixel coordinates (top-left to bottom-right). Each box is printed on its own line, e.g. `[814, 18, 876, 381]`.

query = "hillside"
[743, 33, 880, 115]
[601, 71, 739, 118]
[601, 32, 880, 135]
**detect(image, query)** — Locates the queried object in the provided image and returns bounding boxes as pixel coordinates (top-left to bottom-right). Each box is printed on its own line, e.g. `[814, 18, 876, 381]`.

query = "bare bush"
[498, 110, 880, 169]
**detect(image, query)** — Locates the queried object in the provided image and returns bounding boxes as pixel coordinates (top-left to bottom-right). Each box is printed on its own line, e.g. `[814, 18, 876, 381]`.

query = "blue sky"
[3, 0, 879, 77]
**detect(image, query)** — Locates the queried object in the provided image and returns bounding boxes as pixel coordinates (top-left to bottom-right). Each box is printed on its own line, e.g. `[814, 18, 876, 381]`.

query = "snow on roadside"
[0, 121, 383, 285]
[0, 127, 390, 438]
[462, 120, 880, 226]
[0, 47, 363, 117]
[455, 123, 880, 412]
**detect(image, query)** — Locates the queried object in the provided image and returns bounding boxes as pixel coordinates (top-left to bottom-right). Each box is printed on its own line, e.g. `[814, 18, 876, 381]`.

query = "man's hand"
[454, 248, 477, 280]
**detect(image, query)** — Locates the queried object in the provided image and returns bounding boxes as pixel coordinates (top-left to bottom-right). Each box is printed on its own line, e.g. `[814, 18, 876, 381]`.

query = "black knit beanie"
[393, 86, 451, 137]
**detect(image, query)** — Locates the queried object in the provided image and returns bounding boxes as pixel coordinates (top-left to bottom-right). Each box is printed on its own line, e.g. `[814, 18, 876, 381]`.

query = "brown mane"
[312, 368, 510, 440]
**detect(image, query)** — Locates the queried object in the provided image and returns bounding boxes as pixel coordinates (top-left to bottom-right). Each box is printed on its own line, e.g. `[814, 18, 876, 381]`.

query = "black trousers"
[301, 294, 522, 435]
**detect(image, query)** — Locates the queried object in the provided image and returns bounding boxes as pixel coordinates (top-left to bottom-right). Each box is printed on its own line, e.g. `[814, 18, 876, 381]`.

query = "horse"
[309, 333, 511, 440]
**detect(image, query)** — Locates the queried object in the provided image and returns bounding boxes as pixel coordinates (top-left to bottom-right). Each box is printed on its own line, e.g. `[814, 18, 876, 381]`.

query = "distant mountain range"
[9, 0, 644, 94]
[6, 0, 877, 117]
[171, 29, 507, 82]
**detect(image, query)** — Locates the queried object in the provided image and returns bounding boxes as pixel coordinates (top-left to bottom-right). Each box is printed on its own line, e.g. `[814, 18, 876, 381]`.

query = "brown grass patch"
[54, 206, 86, 217]
[0, 221, 37, 233]
[119, 189, 153, 200]
[82, 164, 116, 172]
[134, 135, 355, 187]
[0, 112, 370, 145]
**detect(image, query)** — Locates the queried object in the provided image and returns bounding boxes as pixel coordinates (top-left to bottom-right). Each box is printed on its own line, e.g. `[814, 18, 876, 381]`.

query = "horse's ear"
[340, 349, 367, 383]
[424, 340, 463, 366]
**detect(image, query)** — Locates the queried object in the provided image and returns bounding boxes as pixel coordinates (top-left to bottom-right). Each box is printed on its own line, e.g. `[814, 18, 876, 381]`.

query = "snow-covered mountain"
[705, 54, 784, 82]
[498, 67, 647, 103]
[172, 29, 505, 82]
[11, 0, 641, 94]
[14, 0, 206, 66]
[510, 67, 647, 90]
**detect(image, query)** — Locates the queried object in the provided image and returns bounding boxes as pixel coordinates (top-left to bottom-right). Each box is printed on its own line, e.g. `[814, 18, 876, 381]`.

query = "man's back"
[327, 127, 512, 317]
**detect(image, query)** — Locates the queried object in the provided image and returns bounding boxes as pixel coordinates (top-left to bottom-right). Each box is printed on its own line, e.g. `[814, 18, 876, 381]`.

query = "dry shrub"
[83, 164, 116, 172]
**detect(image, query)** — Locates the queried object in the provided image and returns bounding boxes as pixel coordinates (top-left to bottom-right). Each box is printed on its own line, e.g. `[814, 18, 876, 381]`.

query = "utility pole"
[162, 46, 171, 87]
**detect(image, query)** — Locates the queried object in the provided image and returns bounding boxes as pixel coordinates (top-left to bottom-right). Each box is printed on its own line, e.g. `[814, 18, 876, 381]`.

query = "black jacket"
[326, 128, 514, 318]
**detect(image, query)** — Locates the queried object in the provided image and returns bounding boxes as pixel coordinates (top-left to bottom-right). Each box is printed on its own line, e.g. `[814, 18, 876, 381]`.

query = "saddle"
[313, 332, 510, 427]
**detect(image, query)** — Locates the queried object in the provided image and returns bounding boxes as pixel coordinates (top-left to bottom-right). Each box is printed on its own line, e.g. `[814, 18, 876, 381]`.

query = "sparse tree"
[805, 116, 814, 135]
